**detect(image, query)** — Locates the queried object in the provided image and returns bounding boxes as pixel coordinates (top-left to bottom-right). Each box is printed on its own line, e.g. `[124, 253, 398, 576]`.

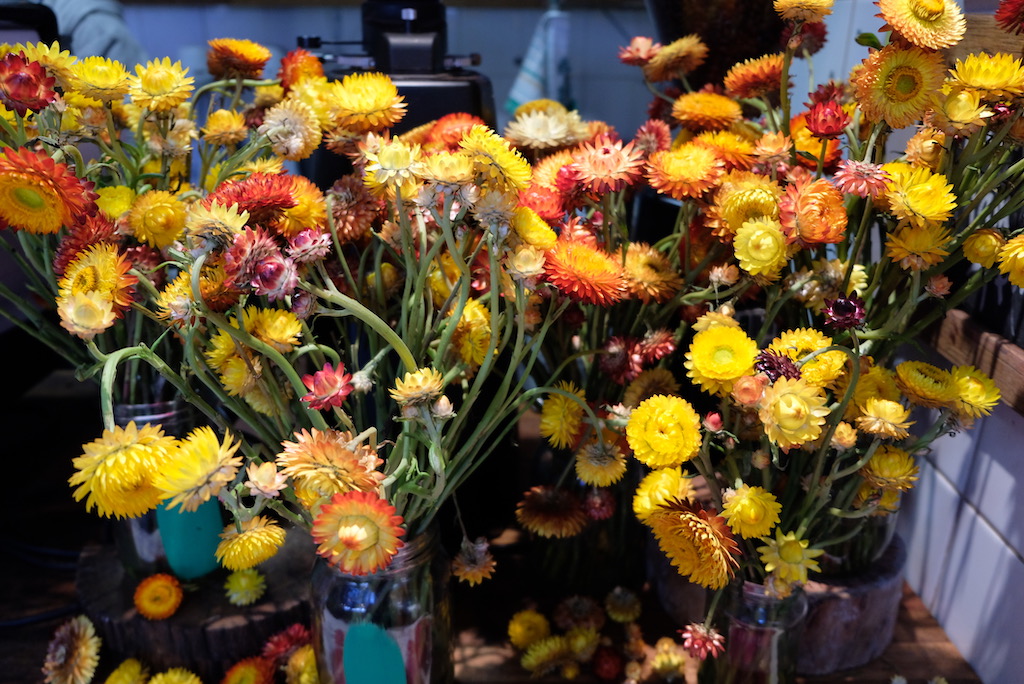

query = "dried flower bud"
[431, 395, 455, 420]
[703, 412, 724, 432]
[731, 374, 769, 406]
[751, 449, 771, 469]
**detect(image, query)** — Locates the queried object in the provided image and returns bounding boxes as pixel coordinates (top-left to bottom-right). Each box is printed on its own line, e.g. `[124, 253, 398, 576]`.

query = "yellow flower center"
[885, 67, 922, 102]
[774, 394, 809, 431]
[713, 346, 736, 365]
[336, 516, 379, 552]
[779, 539, 806, 564]
[144, 205, 179, 232]
[910, 0, 945, 22]
[71, 265, 99, 293]
[14, 186, 45, 211]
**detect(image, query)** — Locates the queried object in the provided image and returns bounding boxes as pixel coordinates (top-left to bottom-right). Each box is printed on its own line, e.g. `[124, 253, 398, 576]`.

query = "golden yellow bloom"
[94, 186, 135, 221]
[904, 127, 946, 170]
[134, 573, 183, 620]
[460, 124, 532, 193]
[224, 568, 267, 606]
[540, 381, 586, 450]
[202, 108, 248, 146]
[856, 397, 914, 439]
[511, 206, 557, 250]
[275, 174, 327, 238]
[774, 0, 833, 22]
[895, 360, 958, 408]
[575, 430, 627, 486]
[207, 38, 272, 79]
[854, 43, 946, 129]
[390, 367, 445, 406]
[768, 328, 846, 389]
[127, 190, 187, 248]
[418, 150, 476, 188]
[276, 428, 384, 500]
[15, 40, 76, 90]
[997, 234, 1024, 288]
[520, 635, 573, 677]
[642, 34, 708, 82]
[70, 56, 130, 103]
[633, 467, 694, 523]
[451, 537, 497, 586]
[861, 444, 919, 491]
[149, 668, 203, 684]
[758, 528, 824, 585]
[684, 325, 758, 396]
[832, 421, 859, 450]
[886, 166, 956, 230]
[623, 367, 681, 408]
[951, 365, 1001, 420]
[329, 71, 407, 133]
[711, 172, 782, 238]
[216, 515, 288, 571]
[927, 87, 992, 136]
[42, 615, 101, 684]
[759, 377, 831, 449]
[156, 426, 242, 512]
[671, 92, 743, 132]
[451, 298, 494, 370]
[242, 306, 303, 352]
[130, 58, 194, 112]
[103, 658, 149, 684]
[734, 216, 789, 280]
[363, 136, 424, 196]
[962, 229, 1005, 268]
[626, 394, 702, 468]
[185, 201, 249, 250]
[70, 422, 177, 519]
[722, 485, 782, 538]
[622, 242, 683, 303]
[647, 499, 740, 589]
[878, 0, 965, 50]
[949, 52, 1024, 101]
[885, 222, 951, 271]
[645, 143, 725, 200]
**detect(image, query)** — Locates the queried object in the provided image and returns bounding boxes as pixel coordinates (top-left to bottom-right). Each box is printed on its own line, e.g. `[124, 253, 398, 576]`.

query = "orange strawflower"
[724, 53, 786, 99]
[671, 92, 743, 132]
[544, 238, 627, 306]
[207, 38, 272, 79]
[779, 177, 847, 247]
[134, 573, 183, 620]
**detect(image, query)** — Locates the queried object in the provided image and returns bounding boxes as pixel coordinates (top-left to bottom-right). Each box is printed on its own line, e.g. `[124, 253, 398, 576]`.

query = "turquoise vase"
[112, 399, 223, 581]
[154, 499, 223, 580]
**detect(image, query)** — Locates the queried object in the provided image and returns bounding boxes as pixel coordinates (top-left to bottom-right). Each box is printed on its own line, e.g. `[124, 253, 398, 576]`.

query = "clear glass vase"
[714, 582, 808, 684]
[311, 526, 453, 684]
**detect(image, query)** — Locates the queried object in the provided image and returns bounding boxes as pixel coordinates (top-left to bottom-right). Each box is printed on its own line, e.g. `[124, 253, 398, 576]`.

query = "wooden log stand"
[75, 529, 314, 681]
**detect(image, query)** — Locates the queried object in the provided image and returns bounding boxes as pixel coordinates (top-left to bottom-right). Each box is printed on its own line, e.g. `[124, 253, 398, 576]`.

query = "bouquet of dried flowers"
[15, 37, 584, 584]
[500, 0, 1024, 674]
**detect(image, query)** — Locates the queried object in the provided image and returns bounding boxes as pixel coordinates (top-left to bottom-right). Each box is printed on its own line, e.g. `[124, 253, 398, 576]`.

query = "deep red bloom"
[783, 19, 828, 56]
[823, 293, 866, 330]
[53, 214, 117, 276]
[804, 100, 850, 139]
[583, 487, 616, 521]
[205, 173, 297, 227]
[224, 226, 281, 288]
[592, 644, 624, 680]
[0, 52, 56, 116]
[251, 252, 298, 301]
[598, 336, 644, 385]
[680, 623, 725, 660]
[996, 0, 1024, 34]
[301, 362, 354, 410]
[261, 623, 311, 666]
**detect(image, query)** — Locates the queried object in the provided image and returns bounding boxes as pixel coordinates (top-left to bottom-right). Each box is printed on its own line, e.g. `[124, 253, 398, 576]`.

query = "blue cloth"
[505, 9, 573, 115]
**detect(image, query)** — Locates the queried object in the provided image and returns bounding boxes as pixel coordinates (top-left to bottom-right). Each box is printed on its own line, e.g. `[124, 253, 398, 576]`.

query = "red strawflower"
[680, 623, 725, 660]
[583, 487, 616, 521]
[251, 252, 298, 301]
[301, 362, 354, 410]
[519, 183, 564, 224]
[599, 336, 644, 385]
[638, 328, 676, 362]
[554, 164, 589, 213]
[262, 623, 311, 666]
[592, 645, 624, 680]
[633, 118, 673, 157]
[205, 172, 297, 227]
[0, 52, 56, 116]
[0, 147, 98, 234]
[277, 48, 324, 92]
[124, 245, 166, 288]
[52, 214, 117, 276]
[996, 0, 1024, 34]
[804, 100, 850, 139]
[224, 226, 281, 288]
[783, 19, 828, 56]
[807, 81, 847, 105]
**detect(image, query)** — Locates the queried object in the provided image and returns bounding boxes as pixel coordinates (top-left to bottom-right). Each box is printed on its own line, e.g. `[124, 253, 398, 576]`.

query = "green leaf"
[855, 33, 883, 50]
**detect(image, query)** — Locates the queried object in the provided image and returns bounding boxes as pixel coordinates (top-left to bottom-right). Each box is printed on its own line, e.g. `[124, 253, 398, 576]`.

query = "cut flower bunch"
[5, 38, 584, 580]
[501, 0, 1024, 674]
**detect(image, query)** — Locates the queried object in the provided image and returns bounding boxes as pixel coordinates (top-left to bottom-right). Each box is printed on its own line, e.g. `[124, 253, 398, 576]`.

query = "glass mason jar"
[111, 399, 222, 581]
[311, 526, 453, 684]
[714, 581, 808, 684]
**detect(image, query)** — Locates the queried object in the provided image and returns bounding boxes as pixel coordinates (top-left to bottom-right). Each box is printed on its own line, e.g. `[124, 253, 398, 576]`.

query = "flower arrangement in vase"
[497, 0, 1024, 679]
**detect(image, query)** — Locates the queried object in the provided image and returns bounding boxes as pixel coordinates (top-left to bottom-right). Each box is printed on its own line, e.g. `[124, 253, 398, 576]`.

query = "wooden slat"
[946, 13, 1024, 62]
[931, 309, 1024, 415]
